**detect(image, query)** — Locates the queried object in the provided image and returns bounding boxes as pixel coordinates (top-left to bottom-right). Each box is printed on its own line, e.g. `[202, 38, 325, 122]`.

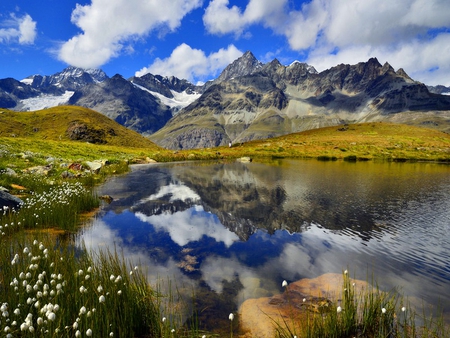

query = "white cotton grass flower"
[337, 306, 342, 313]
[47, 312, 56, 321]
[75, 330, 81, 337]
[401, 306, 406, 312]
[97, 285, 103, 293]
[382, 307, 387, 314]
[99, 295, 106, 303]
[86, 328, 92, 336]
[282, 280, 288, 288]
[229, 313, 234, 321]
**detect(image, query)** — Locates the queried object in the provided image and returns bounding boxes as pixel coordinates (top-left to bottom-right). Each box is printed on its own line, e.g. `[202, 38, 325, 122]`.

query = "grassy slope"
[0, 106, 449, 165]
[0, 106, 159, 148]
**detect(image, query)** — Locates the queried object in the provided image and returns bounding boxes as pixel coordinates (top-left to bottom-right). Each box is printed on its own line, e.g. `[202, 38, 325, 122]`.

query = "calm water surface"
[78, 159, 450, 329]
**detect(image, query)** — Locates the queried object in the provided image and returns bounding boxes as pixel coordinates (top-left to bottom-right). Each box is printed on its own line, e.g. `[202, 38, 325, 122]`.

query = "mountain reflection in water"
[78, 159, 450, 329]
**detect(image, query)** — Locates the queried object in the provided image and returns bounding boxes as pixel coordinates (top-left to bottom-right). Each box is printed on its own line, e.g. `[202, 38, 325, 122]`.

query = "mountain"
[1, 66, 200, 135]
[23, 66, 108, 91]
[1, 52, 450, 148]
[68, 74, 173, 135]
[128, 73, 201, 114]
[149, 55, 450, 149]
[428, 85, 450, 95]
[0, 78, 41, 108]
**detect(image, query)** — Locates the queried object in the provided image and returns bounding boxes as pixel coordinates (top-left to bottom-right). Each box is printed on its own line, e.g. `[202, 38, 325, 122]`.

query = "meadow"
[1, 108, 450, 336]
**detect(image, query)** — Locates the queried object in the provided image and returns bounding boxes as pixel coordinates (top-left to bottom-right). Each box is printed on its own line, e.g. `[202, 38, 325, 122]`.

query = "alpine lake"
[77, 159, 450, 333]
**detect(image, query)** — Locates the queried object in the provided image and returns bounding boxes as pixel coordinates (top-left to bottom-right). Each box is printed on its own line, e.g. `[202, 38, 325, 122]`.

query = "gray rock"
[1, 168, 17, 176]
[0, 190, 23, 211]
[22, 164, 53, 176]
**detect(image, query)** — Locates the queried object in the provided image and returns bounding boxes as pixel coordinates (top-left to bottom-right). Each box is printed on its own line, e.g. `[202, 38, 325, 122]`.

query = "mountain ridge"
[1, 52, 450, 149]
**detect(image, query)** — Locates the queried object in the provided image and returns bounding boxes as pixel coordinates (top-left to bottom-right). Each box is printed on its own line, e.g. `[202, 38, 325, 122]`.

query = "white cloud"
[58, 0, 202, 68]
[0, 14, 37, 45]
[203, 0, 287, 36]
[135, 43, 243, 83]
[203, 0, 450, 85]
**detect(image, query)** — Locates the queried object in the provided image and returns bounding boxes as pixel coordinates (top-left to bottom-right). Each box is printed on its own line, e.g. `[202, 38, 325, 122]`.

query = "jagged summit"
[289, 60, 318, 74]
[24, 66, 109, 92]
[215, 51, 263, 83]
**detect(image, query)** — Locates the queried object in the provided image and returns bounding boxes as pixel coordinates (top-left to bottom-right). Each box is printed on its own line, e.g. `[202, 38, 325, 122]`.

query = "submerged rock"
[239, 273, 369, 338]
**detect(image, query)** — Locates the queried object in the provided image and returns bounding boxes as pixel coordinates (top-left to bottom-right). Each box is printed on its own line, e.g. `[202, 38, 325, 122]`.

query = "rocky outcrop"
[66, 121, 115, 144]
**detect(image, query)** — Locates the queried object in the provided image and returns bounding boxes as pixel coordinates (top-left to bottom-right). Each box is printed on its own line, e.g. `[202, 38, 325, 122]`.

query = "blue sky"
[1, 0, 450, 86]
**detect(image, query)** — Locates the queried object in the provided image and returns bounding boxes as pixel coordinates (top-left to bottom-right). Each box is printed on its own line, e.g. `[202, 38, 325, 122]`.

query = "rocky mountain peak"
[215, 51, 263, 83]
[288, 61, 318, 74]
[26, 66, 108, 92]
[396, 68, 413, 81]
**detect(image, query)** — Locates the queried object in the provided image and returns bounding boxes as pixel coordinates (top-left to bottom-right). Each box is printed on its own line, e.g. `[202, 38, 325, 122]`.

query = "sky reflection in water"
[79, 159, 450, 324]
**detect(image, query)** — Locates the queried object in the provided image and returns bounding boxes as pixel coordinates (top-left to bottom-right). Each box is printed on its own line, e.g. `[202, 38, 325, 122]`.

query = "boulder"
[22, 164, 53, 176]
[239, 273, 369, 338]
[0, 190, 23, 212]
[85, 160, 103, 174]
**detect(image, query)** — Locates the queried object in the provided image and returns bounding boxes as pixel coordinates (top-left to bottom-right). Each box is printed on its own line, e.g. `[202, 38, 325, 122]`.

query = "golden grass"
[1, 106, 449, 164]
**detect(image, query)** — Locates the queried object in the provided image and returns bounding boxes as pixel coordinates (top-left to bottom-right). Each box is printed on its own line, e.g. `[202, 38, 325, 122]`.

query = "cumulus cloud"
[203, 0, 450, 85]
[203, 0, 286, 36]
[0, 13, 37, 45]
[135, 43, 243, 83]
[58, 0, 202, 68]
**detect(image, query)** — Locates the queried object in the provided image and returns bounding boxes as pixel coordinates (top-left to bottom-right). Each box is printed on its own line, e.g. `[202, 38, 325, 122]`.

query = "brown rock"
[239, 273, 369, 338]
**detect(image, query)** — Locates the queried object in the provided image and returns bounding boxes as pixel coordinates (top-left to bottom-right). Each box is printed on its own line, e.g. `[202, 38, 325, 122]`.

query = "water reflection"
[79, 159, 450, 329]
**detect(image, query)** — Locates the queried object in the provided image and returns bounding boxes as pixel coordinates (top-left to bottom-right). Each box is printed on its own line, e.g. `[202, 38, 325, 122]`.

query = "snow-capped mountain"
[1, 66, 202, 134]
[23, 66, 109, 91]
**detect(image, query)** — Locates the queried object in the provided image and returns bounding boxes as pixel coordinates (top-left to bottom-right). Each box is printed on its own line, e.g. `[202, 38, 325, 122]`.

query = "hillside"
[0, 106, 449, 164]
[0, 105, 160, 148]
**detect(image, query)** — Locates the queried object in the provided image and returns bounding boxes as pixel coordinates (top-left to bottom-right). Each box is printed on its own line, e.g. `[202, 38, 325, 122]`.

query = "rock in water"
[239, 273, 369, 338]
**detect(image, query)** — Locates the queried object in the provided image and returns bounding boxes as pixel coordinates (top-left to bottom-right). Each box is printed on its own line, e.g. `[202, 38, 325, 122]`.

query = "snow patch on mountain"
[132, 83, 200, 114]
[18, 91, 74, 111]
[20, 78, 34, 85]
